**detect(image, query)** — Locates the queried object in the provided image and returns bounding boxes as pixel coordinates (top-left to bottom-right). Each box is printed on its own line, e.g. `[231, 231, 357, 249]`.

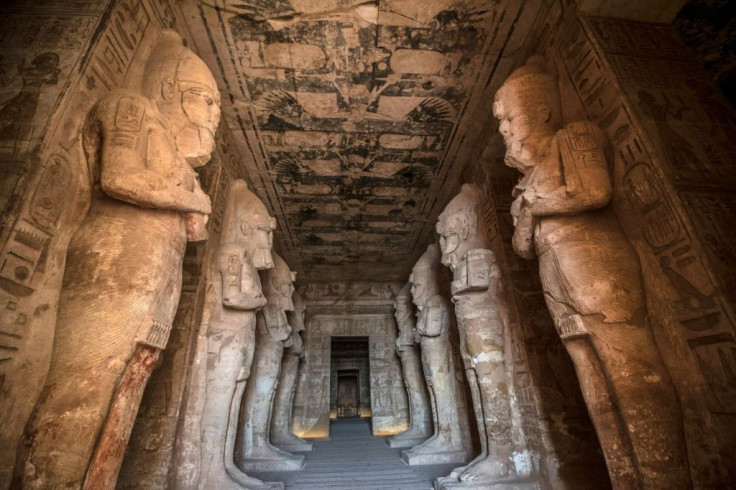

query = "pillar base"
[239, 453, 305, 472]
[401, 447, 469, 466]
[435, 475, 541, 490]
[273, 440, 314, 452]
[387, 435, 429, 449]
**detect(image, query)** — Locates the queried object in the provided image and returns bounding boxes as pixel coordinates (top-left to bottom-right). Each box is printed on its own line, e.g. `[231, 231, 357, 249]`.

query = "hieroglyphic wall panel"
[292, 283, 408, 438]
[549, 15, 736, 484]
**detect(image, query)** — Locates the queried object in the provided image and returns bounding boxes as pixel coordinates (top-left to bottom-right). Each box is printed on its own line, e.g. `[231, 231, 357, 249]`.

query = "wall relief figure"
[270, 290, 314, 452]
[402, 244, 471, 466]
[197, 179, 283, 490]
[14, 31, 220, 489]
[493, 56, 689, 488]
[435, 184, 520, 488]
[237, 252, 305, 473]
[387, 282, 432, 449]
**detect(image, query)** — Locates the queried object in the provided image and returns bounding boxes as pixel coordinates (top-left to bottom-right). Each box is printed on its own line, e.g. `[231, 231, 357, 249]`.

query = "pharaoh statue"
[14, 31, 220, 489]
[493, 56, 689, 488]
[435, 183, 518, 488]
[270, 290, 314, 452]
[237, 253, 305, 472]
[402, 244, 471, 466]
[197, 180, 283, 490]
[387, 282, 432, 449]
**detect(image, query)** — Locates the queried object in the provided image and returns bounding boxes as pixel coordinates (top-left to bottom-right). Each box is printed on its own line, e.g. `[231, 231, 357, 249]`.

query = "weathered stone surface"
[237, 253, 304, 473]
[14, 29, 219, 489]
[435, 184, 529, 487]
[493, 55, 689, 488]
[402, 244, 472, 466]
[184, 180, 284, 490]
[387, 282, 432, 449]
[270, 290, 314, 452]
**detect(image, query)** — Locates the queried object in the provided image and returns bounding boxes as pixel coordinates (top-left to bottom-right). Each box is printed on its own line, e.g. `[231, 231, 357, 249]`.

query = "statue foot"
[408, 434, 455, 454]
[459, 456, 512, 483]
[390, 426, 431, 441]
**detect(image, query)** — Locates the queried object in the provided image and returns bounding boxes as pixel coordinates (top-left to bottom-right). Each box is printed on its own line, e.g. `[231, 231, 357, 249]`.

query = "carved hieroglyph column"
[13, 31, 220, 490]
[237, 253, 305, 472]
[387, 282, 432, 449]
[493, 56, 689, 488]
[435, 184, 524, 489]
[402, 244, 472, 466]
[196, 180, 283, 490]
[271, 290, 314, 452]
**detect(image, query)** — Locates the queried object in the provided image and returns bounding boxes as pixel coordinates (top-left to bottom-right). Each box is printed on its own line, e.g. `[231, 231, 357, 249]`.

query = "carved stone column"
[435, 184, 531, 489]
[270, 290, 313, 452]
[493, 55, 689, 488]
[15, 31, 220, 490]
[402, 244, 472, 466]
[237, 253, 304, 472]
[387, 282, 432, 449]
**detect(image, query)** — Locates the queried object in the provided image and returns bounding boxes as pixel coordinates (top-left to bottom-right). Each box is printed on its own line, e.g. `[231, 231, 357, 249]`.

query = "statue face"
[438, 231, 460, 269]
[247, 225, 275, 270]
[409, 274, 426, 308]
[181, 85, 220, 134]
[277, 280, 296, 311]
[493, 98, 532, 169]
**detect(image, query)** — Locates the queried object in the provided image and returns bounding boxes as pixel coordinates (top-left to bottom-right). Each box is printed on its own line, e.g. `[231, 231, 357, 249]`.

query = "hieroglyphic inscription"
[560, 17, 736, 412]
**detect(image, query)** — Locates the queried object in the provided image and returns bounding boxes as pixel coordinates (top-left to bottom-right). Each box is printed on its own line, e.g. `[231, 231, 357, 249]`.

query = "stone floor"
[250, 418, 457, 489]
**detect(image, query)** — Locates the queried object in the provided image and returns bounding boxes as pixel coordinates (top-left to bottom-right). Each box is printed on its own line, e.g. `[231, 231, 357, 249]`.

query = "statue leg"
[85, 345, 160, 488]
[17, 343, 133, 488]
[199, 328, 283, 490]
[459, 323, 514, 483]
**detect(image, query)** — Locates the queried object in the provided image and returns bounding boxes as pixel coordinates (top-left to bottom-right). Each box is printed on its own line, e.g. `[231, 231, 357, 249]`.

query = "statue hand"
[192, 185, 212, 215]
[512, 207, 536, 260]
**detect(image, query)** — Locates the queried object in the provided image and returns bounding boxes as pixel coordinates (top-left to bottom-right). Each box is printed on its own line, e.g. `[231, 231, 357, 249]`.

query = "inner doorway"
[336, 370, 359, 417]
[330, 337, 370, 420]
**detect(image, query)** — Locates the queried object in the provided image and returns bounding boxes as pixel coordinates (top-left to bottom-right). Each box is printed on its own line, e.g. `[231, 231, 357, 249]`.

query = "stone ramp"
[250, 418, 456, 489]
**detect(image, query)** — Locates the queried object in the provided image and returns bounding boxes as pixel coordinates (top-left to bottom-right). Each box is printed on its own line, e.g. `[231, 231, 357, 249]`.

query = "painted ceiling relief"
[186, 0, 524, 280]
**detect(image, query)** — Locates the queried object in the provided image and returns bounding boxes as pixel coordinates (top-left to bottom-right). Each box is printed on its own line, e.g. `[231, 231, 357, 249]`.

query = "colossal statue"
[435, 184, 518, 487]
[493, 56, 689, 488]
[387, 282, 432, 449]
[15, 31, 220, 489]
[402, 244, 471, 466]
[197, 180, 283, 490]
[270, 290, 314, 452]
[237, 253, 305, 472]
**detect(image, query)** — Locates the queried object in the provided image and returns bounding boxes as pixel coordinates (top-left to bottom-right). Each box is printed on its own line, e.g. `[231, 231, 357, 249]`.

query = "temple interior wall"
[0, 0, 734, 488]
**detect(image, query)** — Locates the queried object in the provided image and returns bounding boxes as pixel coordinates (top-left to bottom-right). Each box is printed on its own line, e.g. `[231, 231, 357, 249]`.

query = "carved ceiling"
[178, 0, 557, 281]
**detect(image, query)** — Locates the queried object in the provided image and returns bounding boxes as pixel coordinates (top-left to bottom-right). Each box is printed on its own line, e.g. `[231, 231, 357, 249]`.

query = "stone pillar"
[493, 55, 690, 488]
[270, 290, 313, 452]
[402, 244, 472, 466]
[387, 282, 432, 449]
[237, 253, 304, 472]
[14, 31, 220, 490]
[435, 184, 531, 489]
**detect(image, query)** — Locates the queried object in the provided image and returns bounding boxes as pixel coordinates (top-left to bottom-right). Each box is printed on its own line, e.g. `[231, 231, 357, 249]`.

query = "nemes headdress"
[494, 55, 561, 124]
[437, 184, 482, 240]
[412, 243, 441, 280]
[142, 30, 218, 100]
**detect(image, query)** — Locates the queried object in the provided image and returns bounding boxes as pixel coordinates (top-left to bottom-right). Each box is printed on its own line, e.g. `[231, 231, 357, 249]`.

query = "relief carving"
[493, 56, 689, 488]
[387, 282, 432, 449]
[401, 244, 471, 466]
[14, 31, 219, 489]
[435, 184, 519, 488]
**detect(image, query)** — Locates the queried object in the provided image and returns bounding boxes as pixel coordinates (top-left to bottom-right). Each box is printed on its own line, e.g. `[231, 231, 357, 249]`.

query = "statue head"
[410, 244, 441, 309]
[289, 290, 306, 334]
[436, 184, 487, 270]
[223, 180, 276, 270]
[142, 30, 221, 167]
[262, 252, 296, 311]
[493, 56, 561, 171]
